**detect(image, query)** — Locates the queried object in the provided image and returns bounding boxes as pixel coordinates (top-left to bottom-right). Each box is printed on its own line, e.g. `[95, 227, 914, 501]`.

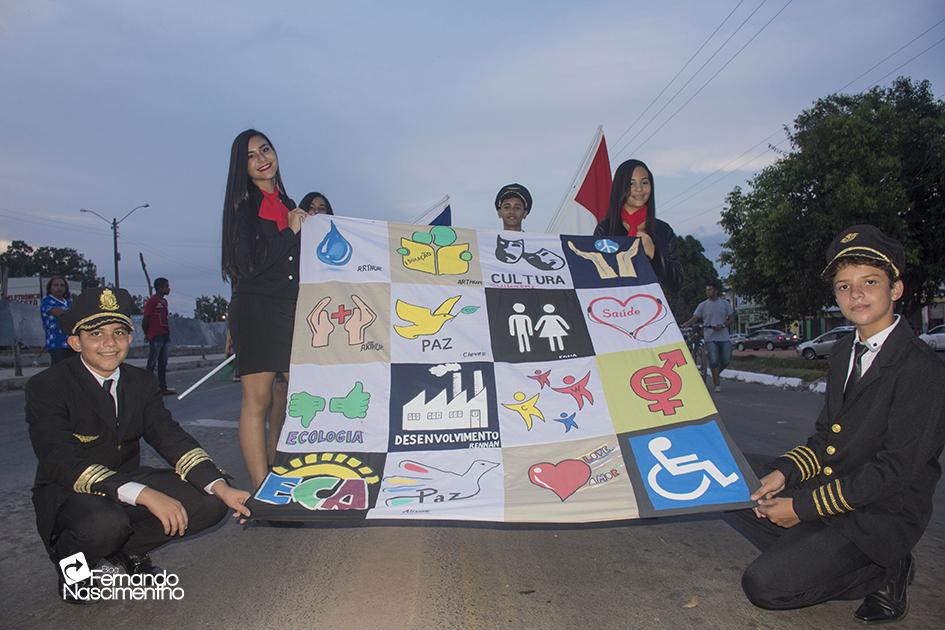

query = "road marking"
[186, 418, 240, 429]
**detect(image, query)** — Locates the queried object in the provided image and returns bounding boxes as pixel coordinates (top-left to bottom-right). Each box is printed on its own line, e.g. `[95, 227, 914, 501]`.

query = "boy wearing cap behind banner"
[495, 183, 531, 231]
[25, 287, 252, 604]
[734, 225, 945, 624]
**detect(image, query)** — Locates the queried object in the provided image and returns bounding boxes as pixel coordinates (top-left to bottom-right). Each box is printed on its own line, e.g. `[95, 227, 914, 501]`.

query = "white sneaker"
[714, 384, 721, 393]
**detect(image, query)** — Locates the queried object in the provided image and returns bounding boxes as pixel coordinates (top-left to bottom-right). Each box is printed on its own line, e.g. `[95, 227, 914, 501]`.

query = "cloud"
[429, 363, 461, 377]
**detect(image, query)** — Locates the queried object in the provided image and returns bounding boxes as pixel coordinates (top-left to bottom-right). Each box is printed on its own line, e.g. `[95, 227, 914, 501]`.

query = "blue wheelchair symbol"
[628, 421, 749, 511]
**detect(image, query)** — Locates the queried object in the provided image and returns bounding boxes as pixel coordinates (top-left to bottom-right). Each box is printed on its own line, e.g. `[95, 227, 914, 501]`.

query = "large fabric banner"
[248, 215, 759, 522]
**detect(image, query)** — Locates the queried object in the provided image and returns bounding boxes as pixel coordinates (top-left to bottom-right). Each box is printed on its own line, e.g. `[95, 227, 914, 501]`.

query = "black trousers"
[51, 468, 227, 567]
[724, 454, 889, 610]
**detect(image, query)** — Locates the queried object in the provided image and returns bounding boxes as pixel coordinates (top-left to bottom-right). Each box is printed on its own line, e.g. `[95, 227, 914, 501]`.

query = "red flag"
[548, 127, 612, 235]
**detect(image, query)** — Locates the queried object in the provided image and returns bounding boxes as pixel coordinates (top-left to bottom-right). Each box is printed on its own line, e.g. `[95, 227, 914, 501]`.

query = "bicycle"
[682, 326, 709, 385]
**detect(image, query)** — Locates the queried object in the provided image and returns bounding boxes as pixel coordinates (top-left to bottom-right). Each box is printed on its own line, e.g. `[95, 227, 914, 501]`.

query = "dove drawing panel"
[389, 284, 492, 363]
[370, 449, 505, 521]
[247, 216, 758, 523]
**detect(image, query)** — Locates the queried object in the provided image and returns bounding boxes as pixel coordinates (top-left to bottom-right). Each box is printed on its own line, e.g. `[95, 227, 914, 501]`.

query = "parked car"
[919, 324, 945, 351]
[795, 326, 856, 360]
[735, 329, 801, 351]
[729, 333, 747, 344]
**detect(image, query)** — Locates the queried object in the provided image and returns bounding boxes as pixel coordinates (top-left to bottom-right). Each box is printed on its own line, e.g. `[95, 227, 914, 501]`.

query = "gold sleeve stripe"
[784, 451, 811, 479]
[824, 483, 843, 515]
[175, 448, 212, 480]
[790, 449, 813, 480]
[818, 486, 835, 515]
[74, 464, 117, 494]
[834, 480, 854, 512]
[812, 490, 825, 517]
[795, 446, 821, 475]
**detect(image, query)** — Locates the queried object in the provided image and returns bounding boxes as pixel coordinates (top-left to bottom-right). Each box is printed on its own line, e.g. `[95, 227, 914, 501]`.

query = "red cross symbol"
[331, 303, 352, 324]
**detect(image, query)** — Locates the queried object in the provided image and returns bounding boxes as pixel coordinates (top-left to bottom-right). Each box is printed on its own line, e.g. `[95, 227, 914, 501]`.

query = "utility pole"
[112, 217, 120, 289]
[140, 252, 153, 296]
[79, 204, 149, 289]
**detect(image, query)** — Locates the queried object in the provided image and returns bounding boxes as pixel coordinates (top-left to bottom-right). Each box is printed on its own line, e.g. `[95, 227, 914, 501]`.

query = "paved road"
[1, 370, 942, 629]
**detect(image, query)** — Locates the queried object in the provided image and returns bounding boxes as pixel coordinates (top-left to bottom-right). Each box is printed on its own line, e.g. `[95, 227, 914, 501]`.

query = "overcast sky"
[1, 1, 943, 313]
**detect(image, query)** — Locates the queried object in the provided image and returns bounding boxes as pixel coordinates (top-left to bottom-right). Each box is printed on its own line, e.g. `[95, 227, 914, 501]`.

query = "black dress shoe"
[110, 551, 163, 575]
[854, 554, 913, 624]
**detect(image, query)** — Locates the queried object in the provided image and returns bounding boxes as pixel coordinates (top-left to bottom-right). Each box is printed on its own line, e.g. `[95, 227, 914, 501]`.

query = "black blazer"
[232, 184, 300, 300]
[770, 318, 945, 566]
[25, 357, 225, 550]
[594, 218, 682, 293]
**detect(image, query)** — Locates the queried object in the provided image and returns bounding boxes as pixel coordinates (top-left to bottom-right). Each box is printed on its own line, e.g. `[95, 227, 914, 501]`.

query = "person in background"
[143, 277, 175, 395]
[41, 275, 74, 365]
[594, 159, 682, 293]
[221, 129, 307, 490]
[495, 183, 530, 231]
[682, 281, 735, 392]
[299, 192, 334, 215]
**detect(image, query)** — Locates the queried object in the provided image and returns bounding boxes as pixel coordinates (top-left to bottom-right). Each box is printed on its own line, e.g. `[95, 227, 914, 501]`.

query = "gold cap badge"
[99, 288, 119, 311]
[840, 232, 858, 243]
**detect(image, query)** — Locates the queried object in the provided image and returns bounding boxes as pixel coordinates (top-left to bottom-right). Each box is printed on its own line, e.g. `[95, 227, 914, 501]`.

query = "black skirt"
[228, 293, 296, 376]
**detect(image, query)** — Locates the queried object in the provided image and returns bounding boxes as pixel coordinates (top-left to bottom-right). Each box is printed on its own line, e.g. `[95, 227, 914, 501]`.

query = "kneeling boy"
[26, 287, 251, 603]
[736, 225, 945, 624]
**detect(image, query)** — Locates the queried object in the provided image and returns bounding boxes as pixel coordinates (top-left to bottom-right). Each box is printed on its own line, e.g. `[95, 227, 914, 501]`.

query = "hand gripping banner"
[247, 216, 759, 522]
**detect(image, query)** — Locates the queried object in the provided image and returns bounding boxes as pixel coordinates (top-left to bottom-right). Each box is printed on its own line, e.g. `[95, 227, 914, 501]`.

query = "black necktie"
[844, 342, 870, 397]
[103, 379, 116, 414]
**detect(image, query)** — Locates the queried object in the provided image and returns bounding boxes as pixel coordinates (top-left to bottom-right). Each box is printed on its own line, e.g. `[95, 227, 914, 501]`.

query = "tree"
[0, 239, 99, 287]
[665, 235, 720, 321]
[194, 295, 229, 322]
[720, 77, 945, 320]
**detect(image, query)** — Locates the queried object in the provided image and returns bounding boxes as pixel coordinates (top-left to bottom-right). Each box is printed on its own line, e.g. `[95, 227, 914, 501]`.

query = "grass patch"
[729, 355, 828, 382]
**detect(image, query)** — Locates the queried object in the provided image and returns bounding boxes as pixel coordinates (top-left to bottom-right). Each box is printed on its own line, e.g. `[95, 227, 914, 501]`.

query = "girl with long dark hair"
[299, 192, 334, 215]
[221, 129, 307, 488]
[593, 159, 682, 292]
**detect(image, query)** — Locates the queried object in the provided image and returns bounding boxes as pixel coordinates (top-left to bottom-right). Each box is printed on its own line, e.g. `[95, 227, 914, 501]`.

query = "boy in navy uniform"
[495, 183, 531, 232]
[734, 225, 945, 623]
[26, 287, 252, 603]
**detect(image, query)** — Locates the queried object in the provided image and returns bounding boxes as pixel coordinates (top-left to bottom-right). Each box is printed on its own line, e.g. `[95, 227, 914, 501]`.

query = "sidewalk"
[0, 353, 228, 391]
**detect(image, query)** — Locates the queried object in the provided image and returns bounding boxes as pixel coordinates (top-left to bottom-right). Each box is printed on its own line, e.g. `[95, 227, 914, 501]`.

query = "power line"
[659, 130, 781, 209]
[870, 33, 945, 87]
[625, 0, 794, 157]
[662, 16, 945, 226]
[608, 0, 746, 156]
[611, 0, 769, 161]
[836, 16, 945, 93]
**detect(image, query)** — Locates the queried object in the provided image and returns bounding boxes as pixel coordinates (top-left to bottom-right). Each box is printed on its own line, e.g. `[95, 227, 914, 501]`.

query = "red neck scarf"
[258, 187, 289, 231]
[621, 206, 648, 236]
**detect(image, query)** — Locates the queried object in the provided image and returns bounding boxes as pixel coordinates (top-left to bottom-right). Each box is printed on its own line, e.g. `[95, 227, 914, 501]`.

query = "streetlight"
[80, 203, 150, 289]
